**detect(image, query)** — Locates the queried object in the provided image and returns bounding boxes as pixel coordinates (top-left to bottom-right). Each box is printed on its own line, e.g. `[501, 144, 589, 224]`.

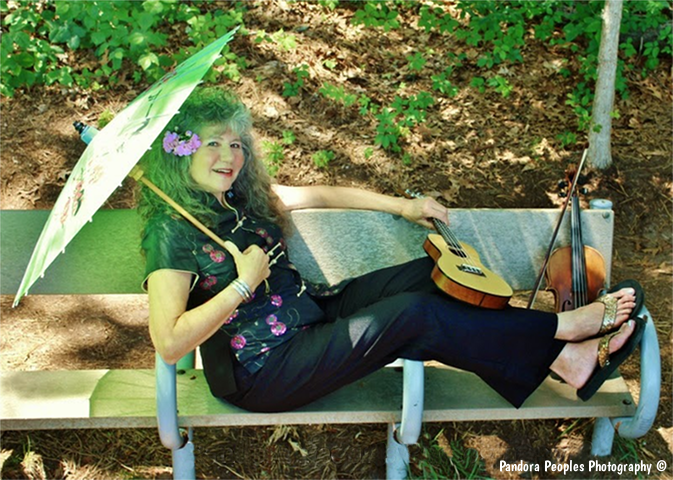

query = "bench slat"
[0, 366, 634, 431]
[287, 209, 614, 289]
[1, 210, 145, 295]
[1, 208, 613, 296]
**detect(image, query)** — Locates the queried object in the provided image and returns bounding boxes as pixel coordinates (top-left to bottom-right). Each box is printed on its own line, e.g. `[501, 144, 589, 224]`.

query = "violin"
[544, 166, 606, 311]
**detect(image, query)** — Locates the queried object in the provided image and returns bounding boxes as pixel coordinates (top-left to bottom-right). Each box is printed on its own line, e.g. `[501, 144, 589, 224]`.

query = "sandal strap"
[595, 294, 618, 335]
[597, 331, 619, 368]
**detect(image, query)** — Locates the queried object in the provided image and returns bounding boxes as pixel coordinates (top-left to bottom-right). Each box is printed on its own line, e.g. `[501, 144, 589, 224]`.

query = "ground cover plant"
[1, 1, 671, 478]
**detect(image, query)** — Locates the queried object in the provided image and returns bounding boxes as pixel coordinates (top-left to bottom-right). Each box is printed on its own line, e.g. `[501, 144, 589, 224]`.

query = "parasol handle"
[129, 166, 236, 254]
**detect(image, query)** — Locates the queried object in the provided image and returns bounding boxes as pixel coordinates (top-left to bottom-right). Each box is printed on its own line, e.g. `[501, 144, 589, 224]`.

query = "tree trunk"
[587, 0, 624, 169]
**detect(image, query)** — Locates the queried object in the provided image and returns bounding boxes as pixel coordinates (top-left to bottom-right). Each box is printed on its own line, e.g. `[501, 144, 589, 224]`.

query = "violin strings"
[573, 237, 585, 308]
[572, 203, 582, 307]
[577, 208, 589, 305]
[571, 198, 589, 308]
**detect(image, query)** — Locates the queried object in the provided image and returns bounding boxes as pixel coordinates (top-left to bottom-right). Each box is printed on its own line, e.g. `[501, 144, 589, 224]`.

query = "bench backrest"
[0, 208, 614, 296]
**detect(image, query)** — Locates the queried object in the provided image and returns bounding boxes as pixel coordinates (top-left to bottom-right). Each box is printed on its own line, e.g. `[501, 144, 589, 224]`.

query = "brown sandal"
[596, 329, 619, 367]
[578, 316, 645, 401]
[595, 294, 618, 336]
[594, 279, 645, 336]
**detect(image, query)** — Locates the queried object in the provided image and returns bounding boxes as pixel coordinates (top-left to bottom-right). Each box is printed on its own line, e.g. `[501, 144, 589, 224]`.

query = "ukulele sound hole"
[459, 264, 485, 276]
[449, 247, 468, 258]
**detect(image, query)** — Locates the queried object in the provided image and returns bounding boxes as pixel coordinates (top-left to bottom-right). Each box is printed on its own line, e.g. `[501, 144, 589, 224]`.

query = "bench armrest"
[614, 306, 661, 438]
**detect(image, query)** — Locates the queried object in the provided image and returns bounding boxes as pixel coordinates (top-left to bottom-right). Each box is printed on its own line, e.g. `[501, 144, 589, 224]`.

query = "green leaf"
[128, 31, 147, 47]
[138, 52, 159, 70]
[16, 68, 37, 87]
[67, 34, 81, 50]
[136, 11, 159, 31]
[12, 31, 32, 50]
[13, 52, 35, 68]
[142, 0, 165, 15]
[45, 66, 72, 86]
[91, 31, 107, 46]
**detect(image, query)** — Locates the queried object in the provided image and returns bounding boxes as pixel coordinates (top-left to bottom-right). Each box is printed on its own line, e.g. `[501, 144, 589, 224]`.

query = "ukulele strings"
[405, 190, 482, 272]
[434, 219, 482, 271]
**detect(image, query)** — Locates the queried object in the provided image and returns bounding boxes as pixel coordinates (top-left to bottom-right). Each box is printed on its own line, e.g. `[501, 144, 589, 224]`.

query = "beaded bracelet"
[230, 278, 253, 303]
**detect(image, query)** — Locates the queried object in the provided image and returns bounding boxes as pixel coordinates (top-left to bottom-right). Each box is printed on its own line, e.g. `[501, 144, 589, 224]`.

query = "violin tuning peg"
[579, 187, 589, 195]
[558, 180, 568, 189]
[559, 191, 568, 198]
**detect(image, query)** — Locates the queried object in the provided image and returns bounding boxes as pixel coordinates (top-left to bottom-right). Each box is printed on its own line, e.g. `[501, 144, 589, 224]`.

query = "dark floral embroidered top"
[141, 193, 330, 397]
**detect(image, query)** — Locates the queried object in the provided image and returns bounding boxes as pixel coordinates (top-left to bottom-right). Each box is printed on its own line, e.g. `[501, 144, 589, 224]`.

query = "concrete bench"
[0, 207, 660, 479]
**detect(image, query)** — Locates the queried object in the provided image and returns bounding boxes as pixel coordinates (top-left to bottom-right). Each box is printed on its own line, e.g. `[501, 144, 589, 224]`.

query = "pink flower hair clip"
[162, 128, 202, 157]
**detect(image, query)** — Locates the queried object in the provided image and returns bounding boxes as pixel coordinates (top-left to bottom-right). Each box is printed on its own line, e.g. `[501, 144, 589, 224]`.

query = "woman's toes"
[610, 287, 634, 303]
[616, 300, 635, 317]
[562, 320, 635, 389]
[556, 287, 637, 342]
[607, 287, 636, 325]
[607, 320, 635, 354]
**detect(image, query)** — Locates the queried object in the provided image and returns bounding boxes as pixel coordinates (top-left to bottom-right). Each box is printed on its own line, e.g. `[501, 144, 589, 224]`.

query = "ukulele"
[404, 190, 513, 309]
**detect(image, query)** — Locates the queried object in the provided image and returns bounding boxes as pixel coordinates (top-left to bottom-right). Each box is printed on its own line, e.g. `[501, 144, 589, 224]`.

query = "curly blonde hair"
[137, 87, 285, 228]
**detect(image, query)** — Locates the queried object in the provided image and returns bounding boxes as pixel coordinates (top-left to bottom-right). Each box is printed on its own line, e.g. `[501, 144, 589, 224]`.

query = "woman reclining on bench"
[138, 86, 645, 413]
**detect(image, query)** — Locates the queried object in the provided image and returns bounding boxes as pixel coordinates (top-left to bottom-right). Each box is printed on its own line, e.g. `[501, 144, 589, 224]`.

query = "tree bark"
[588, 0, 624, 169]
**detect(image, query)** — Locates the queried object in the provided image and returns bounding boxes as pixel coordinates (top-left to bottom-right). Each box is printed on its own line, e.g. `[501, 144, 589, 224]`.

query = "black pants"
[224, 258, 565, 411]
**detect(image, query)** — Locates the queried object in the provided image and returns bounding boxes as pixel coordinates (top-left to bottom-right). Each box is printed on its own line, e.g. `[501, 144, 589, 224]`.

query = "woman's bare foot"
[550, 320, 636, 389]
[555, 287, 637, 342]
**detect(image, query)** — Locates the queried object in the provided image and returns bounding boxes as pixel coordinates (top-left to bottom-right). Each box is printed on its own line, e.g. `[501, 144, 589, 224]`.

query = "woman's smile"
[212, 167, 235, 178]
[189, 124, 244, 196]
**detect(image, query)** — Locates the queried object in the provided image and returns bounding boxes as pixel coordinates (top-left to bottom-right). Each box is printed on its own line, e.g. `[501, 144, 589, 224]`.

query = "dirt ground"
[1, 2, 671, 479]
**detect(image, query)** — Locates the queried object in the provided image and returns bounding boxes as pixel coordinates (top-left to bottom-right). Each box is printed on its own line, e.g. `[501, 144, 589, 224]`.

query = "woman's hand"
[400, 197, 450, 230]
[223, 241, 270, 291]
[149, 242, 270, 365]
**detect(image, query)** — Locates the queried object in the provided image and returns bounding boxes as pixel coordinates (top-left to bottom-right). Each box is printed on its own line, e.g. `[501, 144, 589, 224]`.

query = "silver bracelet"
[230, 279, 251, 303]
[231, 278, 253, 303]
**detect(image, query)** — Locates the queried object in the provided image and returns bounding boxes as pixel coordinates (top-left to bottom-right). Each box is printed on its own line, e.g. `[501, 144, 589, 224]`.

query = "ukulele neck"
[432, 218, 455, 250]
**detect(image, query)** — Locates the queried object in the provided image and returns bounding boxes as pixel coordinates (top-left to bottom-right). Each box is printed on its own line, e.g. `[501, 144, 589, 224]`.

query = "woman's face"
[189, 124, 245, 197]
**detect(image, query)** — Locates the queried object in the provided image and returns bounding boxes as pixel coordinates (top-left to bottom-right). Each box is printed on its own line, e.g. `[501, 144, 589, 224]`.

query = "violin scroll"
[558, 165, 590, 198]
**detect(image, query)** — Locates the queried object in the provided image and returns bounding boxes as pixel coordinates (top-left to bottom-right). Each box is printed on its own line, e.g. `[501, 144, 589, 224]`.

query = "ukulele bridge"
[459, 264, 485, 276]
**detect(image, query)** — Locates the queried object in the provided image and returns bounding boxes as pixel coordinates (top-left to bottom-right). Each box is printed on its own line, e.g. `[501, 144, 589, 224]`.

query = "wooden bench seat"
[0, 207, 660, 480]
[0, 365, 636, 431]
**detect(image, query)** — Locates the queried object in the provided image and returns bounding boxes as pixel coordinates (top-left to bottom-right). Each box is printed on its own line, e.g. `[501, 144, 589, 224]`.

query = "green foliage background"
[1, 0, 671, 153]
[1, 0, 245, 95]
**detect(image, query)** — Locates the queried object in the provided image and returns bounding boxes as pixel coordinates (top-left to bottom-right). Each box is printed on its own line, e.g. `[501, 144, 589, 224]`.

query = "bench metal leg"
[385, 359, 424, 479]
[398, 359, 424, 444]
[172, 428, 196, 480]
[156, 352, 197, 480]
[386, 423, 410, 480]
[591, 417, 616, 456]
